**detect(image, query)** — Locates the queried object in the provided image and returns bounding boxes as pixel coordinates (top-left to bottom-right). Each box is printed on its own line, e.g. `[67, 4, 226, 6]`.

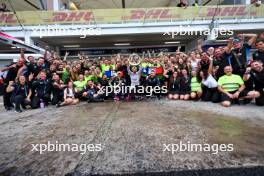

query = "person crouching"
[6, 75, 32, 113]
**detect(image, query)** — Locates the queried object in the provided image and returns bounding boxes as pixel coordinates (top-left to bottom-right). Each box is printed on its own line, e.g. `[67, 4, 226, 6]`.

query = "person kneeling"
[6, 75, 32, 113]
[179, 69, 191, 100]
[243, 61, 264, 106]
[190, 71, 202, 100]
[218, 66, 260, 107]
[82, 80, 104, 103]
[165, 71, 180, 100]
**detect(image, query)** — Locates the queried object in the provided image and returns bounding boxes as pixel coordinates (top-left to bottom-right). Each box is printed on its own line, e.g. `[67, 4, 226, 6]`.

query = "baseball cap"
[233, 37, 241, 44]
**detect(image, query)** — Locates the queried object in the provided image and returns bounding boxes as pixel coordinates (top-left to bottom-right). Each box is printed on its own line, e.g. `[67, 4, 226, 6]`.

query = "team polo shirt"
[61, 69, 70, 83]
[92, 73, 102, 84]
[101, 64, 110, 73]
[218, 74, 244, 92]
[110, 64, 116, 70]
[191, 77, 201, 92]
[85, 75, 94, 82]
[73, 80, 86, 91]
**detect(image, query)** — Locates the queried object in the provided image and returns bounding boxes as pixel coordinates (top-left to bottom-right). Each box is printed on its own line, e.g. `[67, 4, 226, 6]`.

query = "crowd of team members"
[1, 33, 264, 112]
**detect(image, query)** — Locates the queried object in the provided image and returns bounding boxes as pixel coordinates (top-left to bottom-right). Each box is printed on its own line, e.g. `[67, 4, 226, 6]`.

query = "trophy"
[129, 53, 141, 66]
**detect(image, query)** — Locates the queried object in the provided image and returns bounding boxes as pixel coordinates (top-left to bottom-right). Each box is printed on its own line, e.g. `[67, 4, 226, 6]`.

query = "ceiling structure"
[1, 29, 263, 54]
[32, 29, 263, 49]
[33, 33, 198, 49]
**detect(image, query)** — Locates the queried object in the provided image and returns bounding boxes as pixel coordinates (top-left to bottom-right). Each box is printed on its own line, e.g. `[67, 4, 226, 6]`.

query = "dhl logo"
[52, 12, 94, 22]
[123, 9, 173, 20]
[206, 6, 252, 16]
[0, 6, 261, 24]
[0, 13, 17, 23]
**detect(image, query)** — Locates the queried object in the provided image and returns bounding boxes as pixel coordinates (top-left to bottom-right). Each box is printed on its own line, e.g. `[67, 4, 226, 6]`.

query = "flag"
[105, 71, 117, 78]
[155, 66, 163, 74]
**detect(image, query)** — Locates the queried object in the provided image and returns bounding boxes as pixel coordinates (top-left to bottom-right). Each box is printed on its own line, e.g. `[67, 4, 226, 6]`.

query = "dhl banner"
[0, 5, 264, 26]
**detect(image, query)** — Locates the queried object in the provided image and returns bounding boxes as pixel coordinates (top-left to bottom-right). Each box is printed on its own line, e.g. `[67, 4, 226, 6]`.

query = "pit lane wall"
[0, 5, 264, 26]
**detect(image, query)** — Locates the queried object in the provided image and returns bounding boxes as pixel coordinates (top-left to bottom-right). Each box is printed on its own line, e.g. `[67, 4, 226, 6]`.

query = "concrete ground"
[0, 98, 263, 176]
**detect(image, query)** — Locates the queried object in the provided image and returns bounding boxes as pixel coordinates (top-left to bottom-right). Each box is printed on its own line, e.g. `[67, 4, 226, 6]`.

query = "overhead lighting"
[11, 46, 20, 49]
[164, 41, 180, 44]
[63, 45, 80, 48]
[114, 43, 130, 46]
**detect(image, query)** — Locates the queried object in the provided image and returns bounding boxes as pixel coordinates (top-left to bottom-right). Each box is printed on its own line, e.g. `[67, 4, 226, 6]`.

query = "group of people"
[0, 33, 264, 113]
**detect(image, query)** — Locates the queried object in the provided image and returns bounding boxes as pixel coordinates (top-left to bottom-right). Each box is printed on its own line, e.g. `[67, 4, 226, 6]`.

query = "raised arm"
[64, 51, 69, 61]
[225, 38, 233, 54]
[238, 33, 257, 47]
[197, 39, 203, 54]
[0, 64, 16, 72]
[176, 46, 182, 54]
[16, 64, 26, 80]
[44, 46, 49, 60]
[208, 57, 213, 74]
[127, 64, 132, 75]
[20, 48, 26, 62]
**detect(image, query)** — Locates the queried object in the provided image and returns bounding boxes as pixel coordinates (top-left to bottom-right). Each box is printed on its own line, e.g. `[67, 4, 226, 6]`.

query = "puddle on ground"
[183, 110, 264, 162]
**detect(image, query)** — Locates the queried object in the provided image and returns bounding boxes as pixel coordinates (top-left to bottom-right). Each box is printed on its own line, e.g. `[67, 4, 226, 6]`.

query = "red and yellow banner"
[0, 5, 263, 26]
